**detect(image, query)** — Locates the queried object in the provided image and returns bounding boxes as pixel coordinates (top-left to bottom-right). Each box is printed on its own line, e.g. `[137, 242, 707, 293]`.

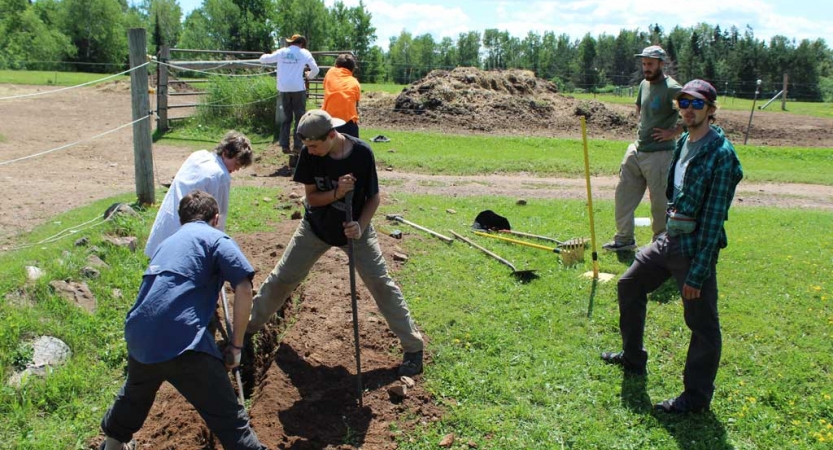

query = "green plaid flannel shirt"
[666, 125, 744, 289]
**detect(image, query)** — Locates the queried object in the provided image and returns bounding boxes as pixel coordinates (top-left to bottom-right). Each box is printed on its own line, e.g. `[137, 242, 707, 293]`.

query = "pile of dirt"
[361, 67, 636, 138]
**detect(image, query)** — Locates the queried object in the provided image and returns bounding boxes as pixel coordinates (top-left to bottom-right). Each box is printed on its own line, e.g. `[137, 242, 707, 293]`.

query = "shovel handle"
[498, 229, 560, 243]
[475, 231, 560, 253]
[220, 289, 246, 406]
[449, 230, 517, 271]
[393, 217, 453, 243]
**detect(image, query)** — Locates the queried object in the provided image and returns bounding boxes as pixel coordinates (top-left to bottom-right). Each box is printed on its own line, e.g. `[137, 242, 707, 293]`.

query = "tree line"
[2, 0, 832, 101]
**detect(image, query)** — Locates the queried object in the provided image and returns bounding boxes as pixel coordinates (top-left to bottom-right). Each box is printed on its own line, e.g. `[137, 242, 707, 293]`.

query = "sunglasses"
[677, 98, 707, 110]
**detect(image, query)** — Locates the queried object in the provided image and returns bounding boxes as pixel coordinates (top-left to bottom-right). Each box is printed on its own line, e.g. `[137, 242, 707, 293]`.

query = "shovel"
[386, 214, 453, 243]
[449, 230, 537, 282]
[475, 230, 562, 253]
[220, 288, 246, 406]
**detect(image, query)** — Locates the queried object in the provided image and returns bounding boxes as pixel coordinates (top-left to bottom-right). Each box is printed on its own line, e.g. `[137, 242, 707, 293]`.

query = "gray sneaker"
[602, 239, 636, 252]
[398, 351, 423, 376]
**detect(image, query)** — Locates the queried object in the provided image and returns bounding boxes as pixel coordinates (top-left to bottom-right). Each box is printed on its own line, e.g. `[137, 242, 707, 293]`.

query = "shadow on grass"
[622, 374, 734, 449]
[648, 277, 679, 304]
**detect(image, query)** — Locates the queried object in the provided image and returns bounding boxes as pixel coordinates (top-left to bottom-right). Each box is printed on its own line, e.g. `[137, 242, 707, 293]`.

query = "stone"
[81, 267, 100, 279]
[49, 280, 97, 313]
[291, 211, 302, 220]
[399, 376, 415, 388]
[439, 433, 455, 447]
[446, 209, 457, 214]
[25, 266, 44, 281]
[74, 237, 89, 246]
[31, 336, 72, 367]
[104, 203, 138, 219]
[516, 198, 527, 205]
[102, 235, 137, 252]
[387, 384, 408, 399]
[393, 252, 408, 262]
[86, 254, 108, 268]
[288, 192, 302, 199]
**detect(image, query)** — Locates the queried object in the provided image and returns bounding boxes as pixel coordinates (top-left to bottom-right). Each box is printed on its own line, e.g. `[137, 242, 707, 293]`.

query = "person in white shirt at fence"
[260, 34, 320, 154]
[144, 131, 253, 258]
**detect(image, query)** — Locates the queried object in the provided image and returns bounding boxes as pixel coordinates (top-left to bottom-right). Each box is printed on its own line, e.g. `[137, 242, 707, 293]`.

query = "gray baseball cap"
[297, 110, 346, 140]
[634, 45, 667, 61]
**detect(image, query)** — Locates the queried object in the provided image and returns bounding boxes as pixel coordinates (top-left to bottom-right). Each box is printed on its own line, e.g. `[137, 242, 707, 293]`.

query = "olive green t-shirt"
[634, 76, 682, 152]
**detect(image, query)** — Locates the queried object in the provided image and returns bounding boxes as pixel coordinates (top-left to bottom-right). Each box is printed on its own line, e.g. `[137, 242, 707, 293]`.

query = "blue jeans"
[101, 352, 265, 449]
[247, 219, 424, 353]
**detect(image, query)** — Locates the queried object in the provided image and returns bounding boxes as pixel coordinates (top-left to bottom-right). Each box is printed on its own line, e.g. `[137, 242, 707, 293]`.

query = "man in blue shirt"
[99, 190, 266, 450]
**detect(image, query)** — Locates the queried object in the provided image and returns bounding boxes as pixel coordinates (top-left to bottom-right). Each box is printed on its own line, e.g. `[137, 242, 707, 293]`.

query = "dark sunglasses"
[677, 98, 707, 110]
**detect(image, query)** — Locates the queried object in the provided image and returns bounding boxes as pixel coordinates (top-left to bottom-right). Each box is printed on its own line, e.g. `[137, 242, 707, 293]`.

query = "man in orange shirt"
[322, 53, 361, 138]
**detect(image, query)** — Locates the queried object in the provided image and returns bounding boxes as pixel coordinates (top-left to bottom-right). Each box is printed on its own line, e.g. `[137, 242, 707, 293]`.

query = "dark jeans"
[101, 352, 265, 450]
[278, 91, 307, 150]
[335, 120, 359, 138]
[617, 232, 721, 409]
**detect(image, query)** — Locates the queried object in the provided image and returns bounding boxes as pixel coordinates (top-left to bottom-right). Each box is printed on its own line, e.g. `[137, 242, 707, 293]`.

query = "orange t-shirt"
[322, 67, 361, 123]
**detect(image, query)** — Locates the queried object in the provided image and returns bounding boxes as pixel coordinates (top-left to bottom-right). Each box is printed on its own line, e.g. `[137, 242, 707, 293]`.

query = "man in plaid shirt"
[601, 79, 743, 414]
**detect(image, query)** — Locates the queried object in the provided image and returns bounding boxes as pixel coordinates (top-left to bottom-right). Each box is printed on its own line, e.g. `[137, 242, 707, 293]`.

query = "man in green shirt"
[604, 45, 682, 251]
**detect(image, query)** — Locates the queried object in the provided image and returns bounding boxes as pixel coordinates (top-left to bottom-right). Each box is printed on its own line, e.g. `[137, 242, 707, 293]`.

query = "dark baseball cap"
[634, 45, 667, 61]
[297, 110, 346, 140]
[676, 79, 718, 104]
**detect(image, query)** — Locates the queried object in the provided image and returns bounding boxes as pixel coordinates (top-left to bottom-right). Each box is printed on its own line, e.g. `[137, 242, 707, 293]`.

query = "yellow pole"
[580, 116, 599, 279]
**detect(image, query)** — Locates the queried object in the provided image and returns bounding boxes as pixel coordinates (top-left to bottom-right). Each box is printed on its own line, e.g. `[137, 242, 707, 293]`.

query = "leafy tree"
[437, 36, 457, 69]
[388, 30, 413, 84]
[456, 31, 480, 67]
[576, 33, 598, 91]
[360, 45, 386, 82]
[273, 0, 328, 51]
[0, 0, 75, 70]
[59, 0, 127, 70]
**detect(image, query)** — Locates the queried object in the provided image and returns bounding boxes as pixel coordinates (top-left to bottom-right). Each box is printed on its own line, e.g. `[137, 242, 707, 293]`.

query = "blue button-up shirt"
[125, 221, 254, 364]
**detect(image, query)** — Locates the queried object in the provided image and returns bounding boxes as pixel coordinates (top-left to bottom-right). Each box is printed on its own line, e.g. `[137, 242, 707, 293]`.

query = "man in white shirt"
[144, 131, 253, 258]
[259, 34, 320, 154]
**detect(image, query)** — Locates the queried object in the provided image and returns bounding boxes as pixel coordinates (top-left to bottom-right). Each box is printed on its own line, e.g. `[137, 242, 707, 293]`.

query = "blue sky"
[176, 0, 833, 50]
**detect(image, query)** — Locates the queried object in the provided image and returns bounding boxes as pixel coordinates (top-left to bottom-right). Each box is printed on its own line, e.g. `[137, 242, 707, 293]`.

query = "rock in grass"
[49, 280, 96, 314]
[25, 266, 44, 282]
[400, 376, 415, 388]
[102, 235, 138, 252]
[439, 433, 455, 447]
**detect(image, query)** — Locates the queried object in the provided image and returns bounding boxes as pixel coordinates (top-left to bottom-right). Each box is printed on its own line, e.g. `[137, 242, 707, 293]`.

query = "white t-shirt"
[260, 45, 320, 93]
[144, 150, 231, 258]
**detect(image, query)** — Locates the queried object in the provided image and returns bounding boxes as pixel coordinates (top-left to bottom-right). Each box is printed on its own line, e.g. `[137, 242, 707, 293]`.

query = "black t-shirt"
[293, 135, 379, 246]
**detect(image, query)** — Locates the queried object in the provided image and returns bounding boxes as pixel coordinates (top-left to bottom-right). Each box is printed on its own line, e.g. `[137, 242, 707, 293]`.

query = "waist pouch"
[666, 211, 697, 236]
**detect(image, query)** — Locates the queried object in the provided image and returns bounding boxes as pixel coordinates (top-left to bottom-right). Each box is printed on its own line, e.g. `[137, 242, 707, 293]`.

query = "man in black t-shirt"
[245, 110, 424, 377]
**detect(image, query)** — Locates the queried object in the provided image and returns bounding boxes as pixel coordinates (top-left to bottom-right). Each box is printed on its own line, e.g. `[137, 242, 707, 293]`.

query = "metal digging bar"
[220, 288, 246, 406]
[385, 214, 453, 243]
[345, 191, 364, 408]
[449, 230, 537, 282]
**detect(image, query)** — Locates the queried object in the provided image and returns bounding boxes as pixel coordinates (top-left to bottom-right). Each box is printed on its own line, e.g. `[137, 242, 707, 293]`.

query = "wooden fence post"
[127, 28, 155, 205]
[157, 45, 169, 132]
[781, 73, 789, 111]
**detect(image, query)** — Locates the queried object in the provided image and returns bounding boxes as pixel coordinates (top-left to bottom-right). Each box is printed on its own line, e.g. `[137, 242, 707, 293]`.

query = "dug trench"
[100, 219, 443, 449]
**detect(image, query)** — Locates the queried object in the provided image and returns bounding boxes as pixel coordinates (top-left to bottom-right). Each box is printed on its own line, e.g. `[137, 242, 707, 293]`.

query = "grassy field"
[0, 186, 830, 449]
[0, 70, 129, 87]
[570, 92, 833, 119]
[154, 124, 833, 186]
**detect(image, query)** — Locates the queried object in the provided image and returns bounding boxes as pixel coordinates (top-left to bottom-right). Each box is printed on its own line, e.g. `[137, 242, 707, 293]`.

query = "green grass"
[364, 127, 833, 185]
[363, 83, 408, 94]
[570, 92, 833, 119]
[378, 194, 832, 449]
[1, 184, 831, 448]
[0, 70, 129, 87]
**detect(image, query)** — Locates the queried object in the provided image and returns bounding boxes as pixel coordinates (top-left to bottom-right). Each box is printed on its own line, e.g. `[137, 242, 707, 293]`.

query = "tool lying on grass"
[346, 191, 364, 408]
[220, 288, 246, 406]
[386, 214, 453, 243]
[475, 231, 585, 266]
[449, 230, 537, 282]
[497, 229, 589, 249]
[476, 231, 563, 253]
